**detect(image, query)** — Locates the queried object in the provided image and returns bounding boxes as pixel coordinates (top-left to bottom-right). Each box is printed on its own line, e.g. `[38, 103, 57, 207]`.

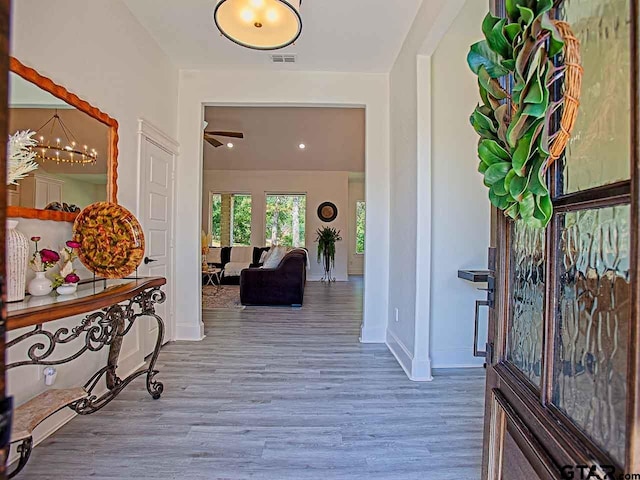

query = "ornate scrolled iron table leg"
[145, 313, 165, 400]
[106, 312, 125, 390]
[70, 286, 166, 413]
[8, 437, 32, 479]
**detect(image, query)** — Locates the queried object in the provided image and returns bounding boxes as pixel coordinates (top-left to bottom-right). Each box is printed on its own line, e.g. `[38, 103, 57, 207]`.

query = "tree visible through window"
[356, 201, 365, 254]
[210, 193, 252, 246]
[211, 194, 222, 246]
[232, 195, 251, 246]
[265, 194, 306, 247]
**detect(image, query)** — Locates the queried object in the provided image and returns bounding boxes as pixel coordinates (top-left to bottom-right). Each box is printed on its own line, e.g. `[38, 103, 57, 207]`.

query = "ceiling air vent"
[270, 54, 297, 64]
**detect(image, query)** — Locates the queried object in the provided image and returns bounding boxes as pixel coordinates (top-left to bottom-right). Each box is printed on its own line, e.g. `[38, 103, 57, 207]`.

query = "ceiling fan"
[203, 130, 244, 148]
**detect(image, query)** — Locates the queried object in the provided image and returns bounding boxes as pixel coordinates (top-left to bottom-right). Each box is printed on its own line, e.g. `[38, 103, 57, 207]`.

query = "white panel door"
[138, 138, 174, 357]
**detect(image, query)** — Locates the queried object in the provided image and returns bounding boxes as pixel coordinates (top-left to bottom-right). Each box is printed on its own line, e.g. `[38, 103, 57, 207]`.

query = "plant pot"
[56, 283, 78, 295]
[6, 220, 29, 302]
[56, 292, 78, 302]
[28, 271, 52, 297]
[322, 246, 335, 283]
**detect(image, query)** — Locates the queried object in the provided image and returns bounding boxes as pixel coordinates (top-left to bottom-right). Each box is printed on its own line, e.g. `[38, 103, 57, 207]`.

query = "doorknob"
[144, 257, 158, 265]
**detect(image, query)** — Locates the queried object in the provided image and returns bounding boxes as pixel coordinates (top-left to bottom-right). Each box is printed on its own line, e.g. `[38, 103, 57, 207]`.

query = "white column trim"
[412, 54, 434, 382]
[418, 0, 468, 56]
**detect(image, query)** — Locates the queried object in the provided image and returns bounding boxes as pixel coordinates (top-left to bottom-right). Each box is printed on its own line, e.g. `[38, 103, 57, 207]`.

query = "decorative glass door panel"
[507, 220, 545, 388]
[560, 0, 632, 194]
[553, 205, 630, 464]
[482, 0, 638, 478]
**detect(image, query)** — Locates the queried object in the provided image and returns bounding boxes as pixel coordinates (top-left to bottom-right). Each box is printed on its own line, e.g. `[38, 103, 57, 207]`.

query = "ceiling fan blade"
[204, 135, 224, 148]
[206, 131, 244, 139]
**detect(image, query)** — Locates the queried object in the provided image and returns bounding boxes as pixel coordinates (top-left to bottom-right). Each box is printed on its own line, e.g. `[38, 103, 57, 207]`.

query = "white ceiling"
[122, 0, 423, 72]
[203, 106, 365, 172]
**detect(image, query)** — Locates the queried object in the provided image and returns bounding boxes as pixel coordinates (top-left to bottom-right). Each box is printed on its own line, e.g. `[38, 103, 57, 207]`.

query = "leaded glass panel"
[507, 220, 545, 387]
[560, 0, 631, 193]
[553, 205, 630, 463]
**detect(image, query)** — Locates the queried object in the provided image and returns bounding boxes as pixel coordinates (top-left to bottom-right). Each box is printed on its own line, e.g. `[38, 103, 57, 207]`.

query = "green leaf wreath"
[467, 0, 578, 228]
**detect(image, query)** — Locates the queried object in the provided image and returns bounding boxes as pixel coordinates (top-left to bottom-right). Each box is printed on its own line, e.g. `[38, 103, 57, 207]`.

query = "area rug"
[202, 285, 245, 310]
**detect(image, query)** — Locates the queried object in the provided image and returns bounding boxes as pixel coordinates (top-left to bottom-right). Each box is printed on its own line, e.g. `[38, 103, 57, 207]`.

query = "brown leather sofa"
[239, 250, 307, 306]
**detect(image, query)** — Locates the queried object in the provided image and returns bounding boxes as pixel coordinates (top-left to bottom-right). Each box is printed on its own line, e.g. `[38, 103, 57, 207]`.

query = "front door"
[138, 136, 175, 356]
[482, 0, 639, 478]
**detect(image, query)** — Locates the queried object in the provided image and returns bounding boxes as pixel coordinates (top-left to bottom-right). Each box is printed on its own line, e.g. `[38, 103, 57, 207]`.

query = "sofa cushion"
[221, 247, 231, 265]
[253, 247, 271, 265]
[230, 246, 253, 263]
[263, 246, 289, 269]
[225, 261, 251, 277]
[206, 248, 222, 264]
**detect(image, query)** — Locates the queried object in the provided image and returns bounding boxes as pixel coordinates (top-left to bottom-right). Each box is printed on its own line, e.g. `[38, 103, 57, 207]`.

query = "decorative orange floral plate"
[73, 202, 145, 278]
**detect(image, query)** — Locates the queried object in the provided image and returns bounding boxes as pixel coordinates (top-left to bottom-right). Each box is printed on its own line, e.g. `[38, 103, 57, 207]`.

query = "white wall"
[348, 176, 365, 275]
[8, 0, 178, 454]
[176, 70, 390, 342]
[430, 0, 490, 368]
[387, 0, 489, 378]
[203, 170, 350, 281]
[387, 0, 448, 380]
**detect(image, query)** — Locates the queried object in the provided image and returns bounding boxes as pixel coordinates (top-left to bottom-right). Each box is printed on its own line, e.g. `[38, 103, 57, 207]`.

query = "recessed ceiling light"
[227, 143, 234, 148]
[299, 143, 306, 149]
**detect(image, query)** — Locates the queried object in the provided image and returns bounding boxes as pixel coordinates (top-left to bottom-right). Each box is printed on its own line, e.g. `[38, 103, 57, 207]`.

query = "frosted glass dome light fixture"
[214, 0, 302, 50]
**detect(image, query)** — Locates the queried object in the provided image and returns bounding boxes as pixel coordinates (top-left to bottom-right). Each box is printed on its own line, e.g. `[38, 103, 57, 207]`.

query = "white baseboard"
[9, 359, 146, 466]
[175, 322, 205, 341]
[410, 357, 433, 381]
[386, 329, 413, 377]
[431, 347, 486, 369]
[359, 325, 386, 343]
[386, 329, 433, 382]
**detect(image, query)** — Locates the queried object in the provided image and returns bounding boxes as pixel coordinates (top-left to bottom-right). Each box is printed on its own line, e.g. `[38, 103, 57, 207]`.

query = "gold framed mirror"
[7, 57, 118, 222]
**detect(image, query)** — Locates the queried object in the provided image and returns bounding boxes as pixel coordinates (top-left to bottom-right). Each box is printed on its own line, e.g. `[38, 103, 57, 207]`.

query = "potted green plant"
[315, 227, 342, 283]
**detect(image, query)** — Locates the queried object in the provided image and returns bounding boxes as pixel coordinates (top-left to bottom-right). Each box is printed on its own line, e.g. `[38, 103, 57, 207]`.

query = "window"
[265, 194, 306, 247]
[211, 194, 222, 246]
[356, 201, 365, 254]
[210, 193, 252, 246]
[231, 194, 252, 246]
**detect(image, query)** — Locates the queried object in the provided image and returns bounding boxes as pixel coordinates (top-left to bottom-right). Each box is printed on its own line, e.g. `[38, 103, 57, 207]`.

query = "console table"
[5, 277, 167, 478]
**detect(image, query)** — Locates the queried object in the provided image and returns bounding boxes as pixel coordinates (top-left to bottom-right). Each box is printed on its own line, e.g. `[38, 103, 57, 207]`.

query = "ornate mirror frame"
[7, 57, 119, 222]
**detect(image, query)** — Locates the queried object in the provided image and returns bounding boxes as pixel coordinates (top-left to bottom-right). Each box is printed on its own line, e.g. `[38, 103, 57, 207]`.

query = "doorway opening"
[199, 105, 366, 315]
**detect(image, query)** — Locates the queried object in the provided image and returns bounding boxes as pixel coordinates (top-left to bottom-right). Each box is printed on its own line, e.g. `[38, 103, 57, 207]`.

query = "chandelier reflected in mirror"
[35, 110, 98, 166]
[214, 0, 302, 50]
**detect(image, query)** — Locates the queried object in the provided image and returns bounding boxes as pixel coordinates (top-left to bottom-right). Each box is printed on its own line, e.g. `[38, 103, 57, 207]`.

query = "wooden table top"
[6, 277, 166, 331]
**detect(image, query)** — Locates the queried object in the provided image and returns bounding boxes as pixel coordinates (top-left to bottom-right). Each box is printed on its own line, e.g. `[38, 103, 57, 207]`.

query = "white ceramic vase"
[28, 271, 52, 297]
[56, 283, 78, 295]
[7, 219, 29, 302]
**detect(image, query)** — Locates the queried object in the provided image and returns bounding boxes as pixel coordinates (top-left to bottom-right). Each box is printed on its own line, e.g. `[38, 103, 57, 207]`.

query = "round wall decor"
[73, 202, 145, 278]
[317, 202, 338, 222]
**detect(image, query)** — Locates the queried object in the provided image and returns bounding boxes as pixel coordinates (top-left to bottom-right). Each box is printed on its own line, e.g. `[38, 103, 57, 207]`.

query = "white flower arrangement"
[8, 130, 38, 185]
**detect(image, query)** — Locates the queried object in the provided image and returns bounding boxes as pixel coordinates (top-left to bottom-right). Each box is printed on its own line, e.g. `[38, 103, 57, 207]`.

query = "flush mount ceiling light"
[213, 0, 302, 51]
[298, 143, 306, 149]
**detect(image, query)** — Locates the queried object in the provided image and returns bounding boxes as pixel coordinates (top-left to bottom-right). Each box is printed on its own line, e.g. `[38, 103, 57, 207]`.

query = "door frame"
[0, 1, 11, 476]
[136, 118, 179, 343]
[482, 0, 640, 477]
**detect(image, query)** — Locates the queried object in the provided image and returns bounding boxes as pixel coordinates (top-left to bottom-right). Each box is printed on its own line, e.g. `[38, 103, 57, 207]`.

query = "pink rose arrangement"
[52, 240, 82, 288]
[29, 237, 60, 272]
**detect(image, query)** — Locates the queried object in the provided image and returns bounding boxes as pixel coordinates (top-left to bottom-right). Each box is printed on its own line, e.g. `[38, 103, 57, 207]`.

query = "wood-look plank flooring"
[17, 278, 486, 479]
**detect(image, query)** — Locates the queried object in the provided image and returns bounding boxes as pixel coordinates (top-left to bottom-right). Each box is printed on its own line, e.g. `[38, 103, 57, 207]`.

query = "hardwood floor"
[18, 278, 486, 479]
